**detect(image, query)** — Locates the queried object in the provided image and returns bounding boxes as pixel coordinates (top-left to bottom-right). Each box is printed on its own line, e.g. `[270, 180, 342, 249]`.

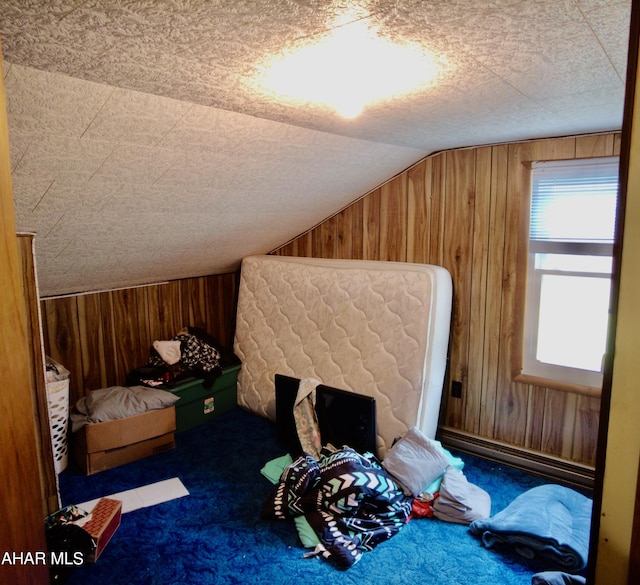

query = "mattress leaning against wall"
[233, 255, 453, 457]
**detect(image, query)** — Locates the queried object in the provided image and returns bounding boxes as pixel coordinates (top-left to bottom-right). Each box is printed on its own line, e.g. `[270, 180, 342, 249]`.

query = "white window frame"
[522, 157, 619, 389]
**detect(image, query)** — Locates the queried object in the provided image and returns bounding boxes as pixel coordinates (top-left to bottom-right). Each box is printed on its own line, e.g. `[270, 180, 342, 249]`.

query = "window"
[522, 157, 619, 388]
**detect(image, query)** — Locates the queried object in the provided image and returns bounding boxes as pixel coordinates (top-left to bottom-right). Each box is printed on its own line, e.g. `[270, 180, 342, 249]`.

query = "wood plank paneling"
[111, 287, 142, 383]
[77, 292, 108, 391]
[350, 198, 364, 259]
[532, 136, 577, 160]
[429, 154, 447, 267]
[442, 149, 476, 429]
[379, 174, 408, 262]
[206, 272, 238, 350]
[407, 160, 429, 264]
[145, 284, 163, 345]
[524, 384, 546, 452]
[158, 280, 183, 339]
[363, 187, 382, 260]
[576, 134, 616, 158]
[314, 215, 337, 258]
[541, 389, 578, 459]
[336, 207, 352, 259]
[274, 132, 620, 467]
[182, 277, 207, 330]
[296, 232, 313, 257]
[42, 272, 239, 405]
[99, 292, 119, 389]
[43, 296, 83, 395]
[134, 286, 153, 354]
[466, 147, 493, 434]
[573, 394, 601, 463]
[492, 141, 533, 446]
[480, 144, 509, 438]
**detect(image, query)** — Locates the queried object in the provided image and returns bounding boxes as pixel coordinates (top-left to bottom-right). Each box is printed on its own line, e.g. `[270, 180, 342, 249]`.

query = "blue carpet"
[58, 408, 587, 585]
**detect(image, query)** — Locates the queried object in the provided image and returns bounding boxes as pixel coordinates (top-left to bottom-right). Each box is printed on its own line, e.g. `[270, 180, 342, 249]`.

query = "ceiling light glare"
[259, 18, 443, 118]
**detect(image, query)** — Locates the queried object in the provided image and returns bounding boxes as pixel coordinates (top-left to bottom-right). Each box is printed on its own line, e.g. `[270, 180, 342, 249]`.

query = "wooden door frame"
[0, 51, 49, 584]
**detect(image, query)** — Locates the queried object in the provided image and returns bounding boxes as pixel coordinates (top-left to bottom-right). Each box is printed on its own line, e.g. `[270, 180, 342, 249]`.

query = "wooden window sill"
[514, 373, 602, 397]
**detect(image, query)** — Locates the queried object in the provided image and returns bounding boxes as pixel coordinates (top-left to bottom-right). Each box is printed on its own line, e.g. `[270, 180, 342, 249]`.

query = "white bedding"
[233, 255, 452, 456]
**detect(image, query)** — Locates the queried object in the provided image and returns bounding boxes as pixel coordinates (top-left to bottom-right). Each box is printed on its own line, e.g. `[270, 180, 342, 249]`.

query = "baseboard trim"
[437, 427, 595, 491]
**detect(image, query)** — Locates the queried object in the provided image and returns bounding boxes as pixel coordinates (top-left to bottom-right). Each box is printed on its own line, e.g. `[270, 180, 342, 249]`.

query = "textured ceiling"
[0, 0, 631, 297]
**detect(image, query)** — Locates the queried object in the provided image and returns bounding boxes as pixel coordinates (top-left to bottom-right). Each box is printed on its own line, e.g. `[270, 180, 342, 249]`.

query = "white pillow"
[382, 426, 450, 497]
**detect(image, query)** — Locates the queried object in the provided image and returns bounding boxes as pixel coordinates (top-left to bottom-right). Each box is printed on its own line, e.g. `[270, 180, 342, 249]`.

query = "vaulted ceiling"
[0, 0, 630, 297]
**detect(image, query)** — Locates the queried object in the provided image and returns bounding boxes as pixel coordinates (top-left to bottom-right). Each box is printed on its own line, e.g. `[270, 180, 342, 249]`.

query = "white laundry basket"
[45, 357, 70, 474]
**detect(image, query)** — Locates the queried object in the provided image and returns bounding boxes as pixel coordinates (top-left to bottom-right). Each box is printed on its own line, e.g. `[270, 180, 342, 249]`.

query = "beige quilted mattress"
[233, 255, 452, 456]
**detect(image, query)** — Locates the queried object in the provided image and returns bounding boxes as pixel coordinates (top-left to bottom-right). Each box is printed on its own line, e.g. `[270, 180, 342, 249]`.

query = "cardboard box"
[169, 364, 239, 432]
[81, 498, 122, 562]
[73, 406, 176, 475]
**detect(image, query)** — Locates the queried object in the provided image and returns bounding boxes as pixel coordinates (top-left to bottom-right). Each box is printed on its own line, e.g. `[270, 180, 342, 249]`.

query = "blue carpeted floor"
[58, 407, 588, 585]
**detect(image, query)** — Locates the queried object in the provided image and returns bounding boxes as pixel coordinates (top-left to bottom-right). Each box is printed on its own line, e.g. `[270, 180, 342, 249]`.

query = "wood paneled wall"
[42, 272, 239, 407]
[274, 133, 621, 467]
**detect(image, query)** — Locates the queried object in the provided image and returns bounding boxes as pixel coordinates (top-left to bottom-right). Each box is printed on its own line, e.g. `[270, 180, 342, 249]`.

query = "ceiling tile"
[0, 0, 629, 296]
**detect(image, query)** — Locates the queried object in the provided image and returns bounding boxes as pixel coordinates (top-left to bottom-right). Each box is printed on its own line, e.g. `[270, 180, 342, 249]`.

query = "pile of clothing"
[127, 327, 228, 388]
[263, 378, 492, 569]
[262, 446, 412, 569]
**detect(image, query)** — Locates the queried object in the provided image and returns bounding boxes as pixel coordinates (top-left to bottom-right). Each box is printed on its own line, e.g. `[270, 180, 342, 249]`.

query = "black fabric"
[130, 328, 233, 389]
[149, 332, 220, 373]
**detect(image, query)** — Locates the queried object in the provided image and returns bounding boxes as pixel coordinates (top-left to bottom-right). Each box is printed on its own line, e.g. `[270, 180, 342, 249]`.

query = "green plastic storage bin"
[169, 363, 240, 433]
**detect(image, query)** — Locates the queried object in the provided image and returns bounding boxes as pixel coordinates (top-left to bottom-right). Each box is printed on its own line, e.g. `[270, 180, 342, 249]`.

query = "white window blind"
[530, 157, 618, 247]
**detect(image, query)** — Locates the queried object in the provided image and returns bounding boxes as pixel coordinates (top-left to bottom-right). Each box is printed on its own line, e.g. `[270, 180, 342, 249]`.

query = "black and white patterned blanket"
[262, 447, 412, 569]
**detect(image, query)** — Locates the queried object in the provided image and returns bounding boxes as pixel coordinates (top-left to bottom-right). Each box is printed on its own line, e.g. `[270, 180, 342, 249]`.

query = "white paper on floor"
[77, 477, 189, 514]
